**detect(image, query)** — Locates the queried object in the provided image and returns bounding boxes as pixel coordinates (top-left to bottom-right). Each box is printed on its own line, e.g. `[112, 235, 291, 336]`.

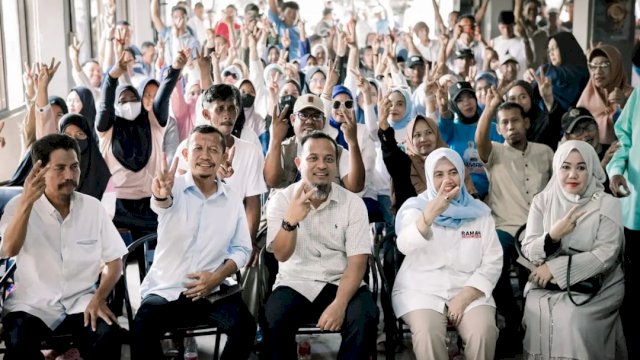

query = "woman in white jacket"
[392, 148, 502, 360]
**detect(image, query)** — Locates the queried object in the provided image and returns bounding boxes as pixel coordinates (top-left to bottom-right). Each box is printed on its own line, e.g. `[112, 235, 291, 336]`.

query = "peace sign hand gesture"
[217, 146, 235, 179]
[422, 179, 461, 224]
[377, 98, 391, 131]
[152, 156, 179, 200]
[533, 67, 554, 110]
[284, 183, 318, 225]
[549, 205, 587, 241]
[195, 45, 211, 73]
[350, 68, 371, 105]
[68, 35, 83, 65]
[271, 102, 290, 143]
[23, 160, 50, 205]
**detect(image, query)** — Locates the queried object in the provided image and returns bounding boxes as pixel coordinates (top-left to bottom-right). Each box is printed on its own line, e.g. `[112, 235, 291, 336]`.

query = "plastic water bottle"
[297, 339, 311, 360]
[184, 336, 198, 360]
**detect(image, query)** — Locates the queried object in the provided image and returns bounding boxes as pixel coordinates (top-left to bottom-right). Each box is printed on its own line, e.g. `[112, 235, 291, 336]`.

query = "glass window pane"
[1, 0, 24, 109]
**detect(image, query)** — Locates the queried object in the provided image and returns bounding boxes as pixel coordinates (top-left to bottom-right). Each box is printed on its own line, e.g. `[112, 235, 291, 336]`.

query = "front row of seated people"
[0, 94, 627, 359]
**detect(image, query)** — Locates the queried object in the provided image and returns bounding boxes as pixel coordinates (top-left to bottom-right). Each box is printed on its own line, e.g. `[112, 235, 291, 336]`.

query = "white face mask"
[115, 101, 142, 121]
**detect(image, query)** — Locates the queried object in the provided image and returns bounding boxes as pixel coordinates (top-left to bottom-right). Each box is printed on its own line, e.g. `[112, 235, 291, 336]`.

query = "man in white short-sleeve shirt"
[0, 134, 127, 359]
[264, 132, 377, 360]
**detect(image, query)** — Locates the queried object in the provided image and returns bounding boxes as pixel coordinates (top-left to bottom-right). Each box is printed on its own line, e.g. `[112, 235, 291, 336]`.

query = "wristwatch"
[281, 219, 299, 232]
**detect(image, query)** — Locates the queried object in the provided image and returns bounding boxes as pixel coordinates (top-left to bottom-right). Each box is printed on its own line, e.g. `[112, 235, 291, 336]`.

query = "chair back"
[0, 187, 22, 220]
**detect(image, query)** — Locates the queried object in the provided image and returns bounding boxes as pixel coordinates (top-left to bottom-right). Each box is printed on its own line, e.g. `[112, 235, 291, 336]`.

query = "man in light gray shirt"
[264, 132, 377, 360]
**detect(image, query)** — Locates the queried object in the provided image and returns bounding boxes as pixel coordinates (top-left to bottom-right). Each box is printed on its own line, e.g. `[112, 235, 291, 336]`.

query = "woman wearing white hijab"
[521, 140, 626, 360]
[392, 148, 502, 360]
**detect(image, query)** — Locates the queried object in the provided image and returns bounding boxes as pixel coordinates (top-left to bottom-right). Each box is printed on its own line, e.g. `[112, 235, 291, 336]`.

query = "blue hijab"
[329, 85, 353, 150]
[388, 87, 413, 130]
[396, 148, 490, 230]
[355, 78, 380, 125]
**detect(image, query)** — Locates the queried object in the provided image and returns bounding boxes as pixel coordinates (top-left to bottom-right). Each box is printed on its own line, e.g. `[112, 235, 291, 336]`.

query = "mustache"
[57, 180, 78, 189]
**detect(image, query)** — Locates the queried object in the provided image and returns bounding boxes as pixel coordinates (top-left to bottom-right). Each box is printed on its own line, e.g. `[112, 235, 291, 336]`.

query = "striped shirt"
[266, 182, 371, 301]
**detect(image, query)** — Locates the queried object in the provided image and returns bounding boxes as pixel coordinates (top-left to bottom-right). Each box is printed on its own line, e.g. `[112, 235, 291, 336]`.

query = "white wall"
[0, 111, 27, 181]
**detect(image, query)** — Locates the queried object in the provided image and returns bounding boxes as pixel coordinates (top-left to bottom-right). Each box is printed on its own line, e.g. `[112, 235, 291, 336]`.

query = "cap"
[498, 11, 515, 25]
[500, 55, 518, 66]
[407, 55, 425, 68]
[455, 48, 474, 59]
[475, 71, 498, 87]
[561, 107, 598, 134]
[293, 94, 325, 113]
[448, 81, 475, 102]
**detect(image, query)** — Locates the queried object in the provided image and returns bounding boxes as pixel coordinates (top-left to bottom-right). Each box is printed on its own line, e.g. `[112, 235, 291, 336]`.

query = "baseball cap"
[449, 81, 475, 102]
[293, 94, 325, 113]
[407, 55, 426, 68]
[561, 107, 598, 134]
[475, 71, 498, 87]
[501, 55, 518, 66]
[455, 48, 474, 59]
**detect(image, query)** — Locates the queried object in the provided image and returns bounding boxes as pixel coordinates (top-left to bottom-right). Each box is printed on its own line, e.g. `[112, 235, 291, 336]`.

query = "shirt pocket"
[454, 237, 484, 273]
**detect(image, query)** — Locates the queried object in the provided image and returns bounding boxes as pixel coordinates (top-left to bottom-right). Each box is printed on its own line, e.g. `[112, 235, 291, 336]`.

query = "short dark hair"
[115, 20, 131, 27]
[497, 102, 526, 118]
[189, 125, 227, 150]
[194, 2, 204, 9]
[201, 84, 238, 109]
[31, 134, 81, 166]
[300, 131, 339, 158]
[459, 14, 475, 25]
[282, 1, 300, 11]
[172, 5, 188, 16]
[322, 8, 332, 16]
[141, 41, 155, 50]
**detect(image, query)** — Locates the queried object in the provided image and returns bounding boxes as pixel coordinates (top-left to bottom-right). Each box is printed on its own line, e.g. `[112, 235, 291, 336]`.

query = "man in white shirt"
[413, 22, 440, 64]
[491, 11, 530, 79]
[131, 125, 255, 359]
[175, 84, 267, 265]
[0, 134, 127, 359]
[264, 132, 378, 360]
[187, 2, 208, 44]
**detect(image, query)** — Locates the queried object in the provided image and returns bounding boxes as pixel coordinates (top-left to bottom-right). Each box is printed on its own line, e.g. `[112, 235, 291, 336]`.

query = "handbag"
[544, 254, 604, 306]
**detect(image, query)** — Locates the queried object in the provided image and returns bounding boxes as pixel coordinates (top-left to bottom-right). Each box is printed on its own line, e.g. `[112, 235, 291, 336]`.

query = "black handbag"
[545, 254, 604, 306]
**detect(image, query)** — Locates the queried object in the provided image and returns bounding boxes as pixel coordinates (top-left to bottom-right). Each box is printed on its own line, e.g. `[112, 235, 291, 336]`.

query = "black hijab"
[59, 114, 111, 199]
[70, 86, 97, 131]
[111, 84, 151, 172]
[49, 96, 68, 115]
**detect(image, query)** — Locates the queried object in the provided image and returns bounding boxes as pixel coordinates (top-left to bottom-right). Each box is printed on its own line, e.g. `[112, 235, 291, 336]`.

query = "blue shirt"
[268, 9, 301, 59]
[439, 116, 504, 198]
[141, 174, 252, 301]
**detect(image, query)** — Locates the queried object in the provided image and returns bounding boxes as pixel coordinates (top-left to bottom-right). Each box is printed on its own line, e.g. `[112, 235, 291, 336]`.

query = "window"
[0, 0, 28, 114]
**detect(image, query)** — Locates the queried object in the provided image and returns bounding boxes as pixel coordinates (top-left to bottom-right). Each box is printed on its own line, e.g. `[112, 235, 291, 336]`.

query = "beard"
[310, 183, 331, 201]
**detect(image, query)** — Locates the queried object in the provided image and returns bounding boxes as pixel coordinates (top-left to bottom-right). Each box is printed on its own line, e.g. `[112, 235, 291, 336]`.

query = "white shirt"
[392, 212, 503, 318]
[0, 193, 127, 329]
[140, 174, 252, 301]
[416, 40, 441, 63]
[188, 16, 208, 45]
[491, 36, 528, 78]
[266, 183, 371, 301]
[176, 136, 268, 198]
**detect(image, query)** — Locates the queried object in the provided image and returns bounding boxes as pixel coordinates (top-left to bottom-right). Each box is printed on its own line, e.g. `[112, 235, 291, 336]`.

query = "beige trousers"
[402, 305, 498, 360]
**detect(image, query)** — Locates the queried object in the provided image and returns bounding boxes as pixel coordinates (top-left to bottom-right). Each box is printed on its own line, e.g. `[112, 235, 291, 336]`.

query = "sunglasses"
[332, 100, 354, 110]
[223, 71, 238, 79]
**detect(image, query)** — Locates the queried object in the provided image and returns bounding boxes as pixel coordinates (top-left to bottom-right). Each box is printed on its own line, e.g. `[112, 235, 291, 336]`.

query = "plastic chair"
[122, 233, 242, 360]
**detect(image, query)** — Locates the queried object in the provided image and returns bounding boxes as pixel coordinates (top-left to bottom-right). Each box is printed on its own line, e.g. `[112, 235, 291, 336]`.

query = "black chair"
[122, 233, 242, 360]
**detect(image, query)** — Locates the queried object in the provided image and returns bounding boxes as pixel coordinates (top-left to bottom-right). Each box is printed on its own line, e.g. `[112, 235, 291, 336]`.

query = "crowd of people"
[0, 0, 638, 359]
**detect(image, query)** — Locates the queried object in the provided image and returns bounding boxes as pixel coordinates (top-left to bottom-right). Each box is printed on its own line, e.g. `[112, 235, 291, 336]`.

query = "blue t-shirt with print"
[438, 116, 504, 198]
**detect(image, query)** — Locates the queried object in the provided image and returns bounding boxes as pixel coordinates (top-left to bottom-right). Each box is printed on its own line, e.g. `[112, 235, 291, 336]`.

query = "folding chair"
[122, 233, 243, 360]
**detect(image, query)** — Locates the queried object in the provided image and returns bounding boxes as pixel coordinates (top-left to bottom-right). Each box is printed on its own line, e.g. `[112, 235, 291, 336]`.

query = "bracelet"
[281, 219, 299, 232]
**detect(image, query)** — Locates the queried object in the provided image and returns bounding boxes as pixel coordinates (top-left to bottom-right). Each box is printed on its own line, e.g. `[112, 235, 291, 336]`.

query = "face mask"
[242, 94, 256, 108]
[76, 138, 89, 153]
[115, 101, 142, 121]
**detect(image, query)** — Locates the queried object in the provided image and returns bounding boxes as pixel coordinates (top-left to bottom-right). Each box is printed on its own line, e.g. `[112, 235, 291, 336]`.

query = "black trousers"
[622, 227, 639, 359]
[131, 293, 256, 360]
[113, 197, 158, 241]
[263, 284, 378, 360]
[2, 311, 121, 360]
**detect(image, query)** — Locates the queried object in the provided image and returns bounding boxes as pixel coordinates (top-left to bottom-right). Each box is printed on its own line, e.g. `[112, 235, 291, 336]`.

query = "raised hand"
[281, 29, 291, 49]
[268, 71, 282, 100]
[610, 175, 630, 198]
[341, 106, 358, 146]
[350, 68, 371, 104]
[35, 58, 61, 88]
[152, 156, 178, 200]
[22, 62, 37, 99]
[523, 67, 536, 83]
[68, 35, 83, 65]
[435, 83, 450, 114]
[378, 98, 391, 130]
[606, 87, 626, 108]
[422, 178, 461, 224]
[113, 27, 127, 57]
[217, 145, 235, 179]
[284, 183, 317, 225]
[325, 60, 339, 90]
[173, 46, 190, 70]
[485, 87, 502, 110]
[271, 102, 290, 143]
[195, 45, 211, 72]
[22, 160, 49, 204]
[548, 204, 587, 241]
[533, 67, 553, 109]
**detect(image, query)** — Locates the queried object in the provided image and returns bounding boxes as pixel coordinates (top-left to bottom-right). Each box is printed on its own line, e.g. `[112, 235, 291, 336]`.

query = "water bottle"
[184, 336, 198, 360]
[297, 338, 311, 360]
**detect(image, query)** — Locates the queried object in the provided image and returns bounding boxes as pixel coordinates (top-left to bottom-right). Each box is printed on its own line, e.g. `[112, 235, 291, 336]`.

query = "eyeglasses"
[569, 123, 597, 136]
[296, 112, 324, 122]
[223, 71, 238, 79]
[588, 62, 611, 71]
[332, 100, 354, 110]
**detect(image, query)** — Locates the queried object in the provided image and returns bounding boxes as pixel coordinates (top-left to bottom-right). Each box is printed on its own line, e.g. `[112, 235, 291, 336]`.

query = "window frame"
[0, 0, 30, 119]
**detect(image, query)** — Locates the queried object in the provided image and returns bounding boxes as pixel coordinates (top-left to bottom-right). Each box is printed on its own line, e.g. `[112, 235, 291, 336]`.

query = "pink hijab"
[577, 44, 633, 145]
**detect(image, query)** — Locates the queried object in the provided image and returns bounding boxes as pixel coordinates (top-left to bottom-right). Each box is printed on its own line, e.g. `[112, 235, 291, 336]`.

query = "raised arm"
[475, 88, 500, 162]
[341, 112, 365, 193]
[97, 53, 132, 132]
[264, 103, 290, 188]
[150, 0, 166, 34]
[152, 49, 186, 127]
[474, 0, 490, 24]
[268, 0, 280, 18]
[431, 0, 448, 35]
[34, 59, 61, 139]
